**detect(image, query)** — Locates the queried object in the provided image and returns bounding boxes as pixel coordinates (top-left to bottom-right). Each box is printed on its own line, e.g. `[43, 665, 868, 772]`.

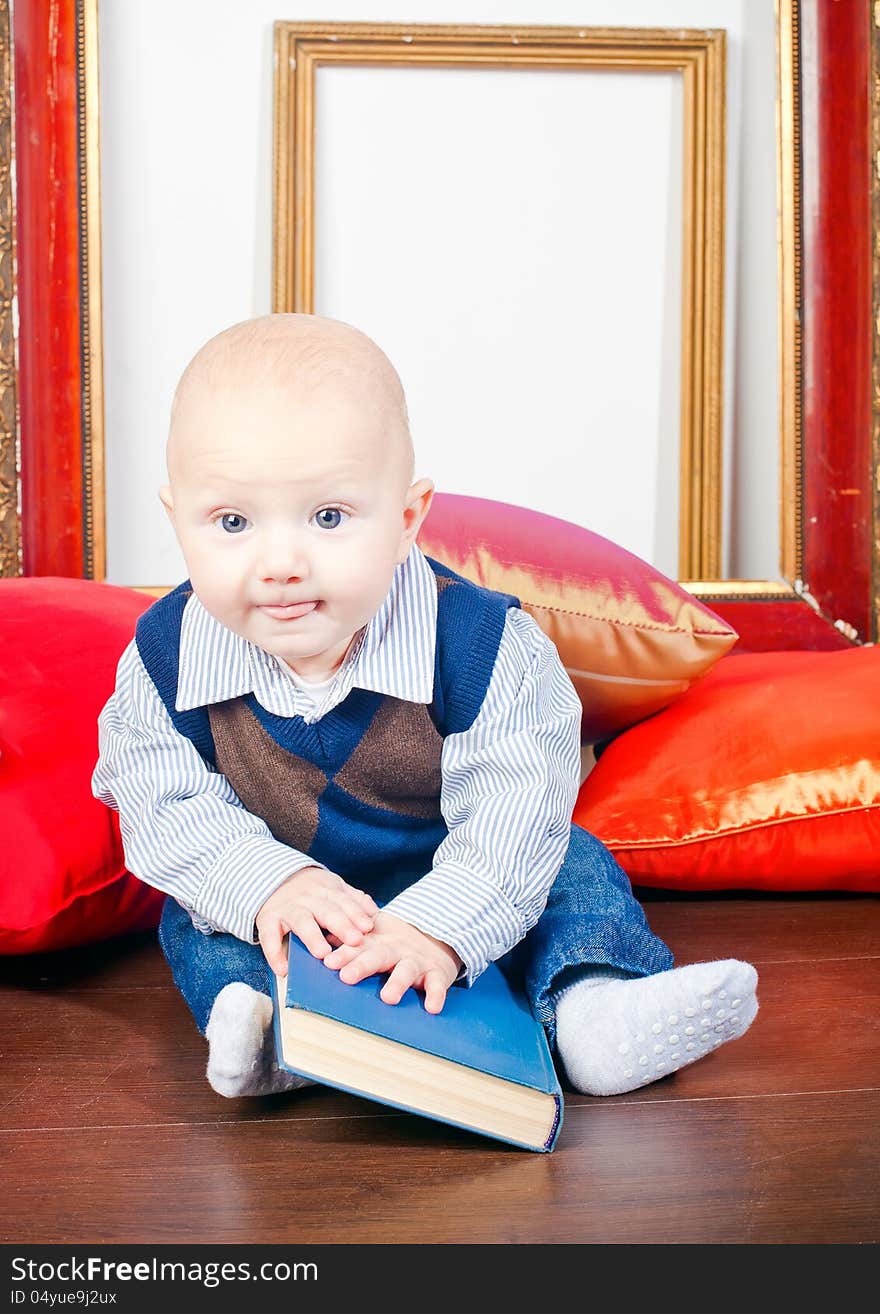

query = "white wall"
[315, 62, 683, 573]
[98, 0, 779, 587]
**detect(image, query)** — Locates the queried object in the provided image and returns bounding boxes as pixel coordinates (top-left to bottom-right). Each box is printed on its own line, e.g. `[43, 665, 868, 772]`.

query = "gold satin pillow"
[417, 493, 737, 743]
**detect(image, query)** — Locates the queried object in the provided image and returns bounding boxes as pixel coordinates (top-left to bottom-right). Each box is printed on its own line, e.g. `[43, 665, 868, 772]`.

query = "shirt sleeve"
[91, 639, 320, 942]
[382, 608, 582, 984]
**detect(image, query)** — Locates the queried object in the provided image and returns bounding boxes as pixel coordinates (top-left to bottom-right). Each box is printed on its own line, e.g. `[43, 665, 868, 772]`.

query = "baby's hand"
[322, 910, 463, 1013]
[256, 866, 378, 976]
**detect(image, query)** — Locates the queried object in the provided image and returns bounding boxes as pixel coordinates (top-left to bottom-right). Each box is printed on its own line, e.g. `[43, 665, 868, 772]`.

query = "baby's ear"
[397, 478, 434, 562]
[158, 485, 175, 522]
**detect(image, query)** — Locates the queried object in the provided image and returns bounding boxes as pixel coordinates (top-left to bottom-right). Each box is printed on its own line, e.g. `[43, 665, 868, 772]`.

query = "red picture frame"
[9, 0, 877, 647]
[14, 0, 87, 578]
[704, 0, 874, 651]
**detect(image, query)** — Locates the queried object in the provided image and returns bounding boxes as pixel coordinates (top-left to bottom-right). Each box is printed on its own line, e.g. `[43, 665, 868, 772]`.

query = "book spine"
[544, 1095, 564, 1151]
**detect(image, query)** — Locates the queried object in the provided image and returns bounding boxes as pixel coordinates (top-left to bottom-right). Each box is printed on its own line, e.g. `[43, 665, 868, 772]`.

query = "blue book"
[271, 936, 563, 1152]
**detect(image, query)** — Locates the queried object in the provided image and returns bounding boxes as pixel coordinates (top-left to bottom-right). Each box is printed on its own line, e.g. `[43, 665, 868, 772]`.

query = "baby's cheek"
[333, 559, 384, 608]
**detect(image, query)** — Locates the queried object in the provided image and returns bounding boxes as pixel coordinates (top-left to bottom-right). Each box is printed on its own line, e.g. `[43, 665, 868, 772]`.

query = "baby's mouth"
[259, 601, 319, 621]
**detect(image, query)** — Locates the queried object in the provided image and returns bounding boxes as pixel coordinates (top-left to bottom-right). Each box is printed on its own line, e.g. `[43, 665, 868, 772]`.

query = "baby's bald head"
[159, 314, 434, 678]
[166, 313, 414, 487]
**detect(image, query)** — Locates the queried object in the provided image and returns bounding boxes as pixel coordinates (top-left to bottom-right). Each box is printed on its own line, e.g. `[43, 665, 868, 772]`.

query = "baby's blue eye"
[219, 513, 248, 534]
[312, 507, 346, 530]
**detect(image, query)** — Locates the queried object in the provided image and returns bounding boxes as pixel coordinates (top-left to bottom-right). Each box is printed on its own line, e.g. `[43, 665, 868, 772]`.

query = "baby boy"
[93, 313, 758, 1101]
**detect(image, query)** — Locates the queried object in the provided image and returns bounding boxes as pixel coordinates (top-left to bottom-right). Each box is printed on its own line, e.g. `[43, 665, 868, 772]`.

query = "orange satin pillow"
[573, 646, 880, 891]
[417, 492, 737, 743]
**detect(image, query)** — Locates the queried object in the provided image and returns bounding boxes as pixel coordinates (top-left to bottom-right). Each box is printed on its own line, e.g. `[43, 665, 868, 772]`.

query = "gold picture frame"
[272, 21, 727, 580]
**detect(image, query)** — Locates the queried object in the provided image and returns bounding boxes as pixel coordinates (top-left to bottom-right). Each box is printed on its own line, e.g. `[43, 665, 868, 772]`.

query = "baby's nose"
[256, 535, 310, 582]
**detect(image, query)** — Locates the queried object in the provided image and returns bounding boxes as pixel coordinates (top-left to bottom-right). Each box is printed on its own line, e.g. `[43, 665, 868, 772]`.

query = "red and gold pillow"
[573, 646, 880, 891]
[0, 576, 165, 953]
[418, 492, 737, 742]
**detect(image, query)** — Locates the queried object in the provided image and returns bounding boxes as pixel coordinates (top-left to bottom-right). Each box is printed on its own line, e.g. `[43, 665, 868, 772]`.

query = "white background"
[98, 0, 779, 587]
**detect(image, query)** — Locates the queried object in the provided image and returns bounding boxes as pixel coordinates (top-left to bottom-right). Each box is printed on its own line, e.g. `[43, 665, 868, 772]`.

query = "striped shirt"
[92, 546, 582, 983]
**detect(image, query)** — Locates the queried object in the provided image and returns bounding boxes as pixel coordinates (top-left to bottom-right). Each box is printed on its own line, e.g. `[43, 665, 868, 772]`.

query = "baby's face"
[161, 377, 431, 680]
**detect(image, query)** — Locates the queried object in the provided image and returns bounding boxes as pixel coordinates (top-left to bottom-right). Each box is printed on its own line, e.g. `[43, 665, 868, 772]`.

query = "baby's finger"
[258, 920, 289, 977]
[323, 942, 361, 971]
[340, 895, 376, 934]
[379, 958, 420, 1006]
[422, 968, 450, 1015]
[338, 943, 391, 987]
[288, 910, 331, 960]
[356, 889, 380, 916]
[319, 904, 367, 948]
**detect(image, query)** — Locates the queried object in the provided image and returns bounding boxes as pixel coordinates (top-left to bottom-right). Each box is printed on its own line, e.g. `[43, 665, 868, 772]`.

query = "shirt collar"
[175, 544, 437, 712]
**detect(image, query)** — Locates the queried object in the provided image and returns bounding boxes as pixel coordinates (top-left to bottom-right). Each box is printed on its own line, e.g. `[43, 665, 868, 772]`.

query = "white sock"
[554, 959, 758, 1096]
[205, 982, 313, 1098]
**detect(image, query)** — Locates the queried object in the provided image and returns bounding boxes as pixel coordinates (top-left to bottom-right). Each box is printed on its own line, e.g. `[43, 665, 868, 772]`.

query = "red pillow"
[573, 646, 880, 891]
[0, 576, 165, 953]
[418, 492, 737, 742]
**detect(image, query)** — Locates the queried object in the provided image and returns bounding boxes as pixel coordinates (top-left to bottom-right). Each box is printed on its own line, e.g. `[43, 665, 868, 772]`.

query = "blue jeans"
[158, 822, 673, 1052]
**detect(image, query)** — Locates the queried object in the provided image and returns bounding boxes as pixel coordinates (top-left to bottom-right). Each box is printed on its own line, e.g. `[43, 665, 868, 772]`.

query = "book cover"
[272, 936, 563, 1152]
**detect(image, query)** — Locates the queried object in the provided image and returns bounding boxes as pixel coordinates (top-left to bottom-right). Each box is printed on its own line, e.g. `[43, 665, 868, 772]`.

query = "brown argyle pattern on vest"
[208, 695, 444, 853]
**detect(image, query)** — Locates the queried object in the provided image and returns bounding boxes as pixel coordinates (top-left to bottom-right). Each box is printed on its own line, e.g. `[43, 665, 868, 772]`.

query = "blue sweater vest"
[135, 558, 519, 899]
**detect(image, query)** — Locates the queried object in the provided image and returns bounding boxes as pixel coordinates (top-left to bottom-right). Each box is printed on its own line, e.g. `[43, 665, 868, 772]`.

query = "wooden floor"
[1, 892, 878, 1246]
